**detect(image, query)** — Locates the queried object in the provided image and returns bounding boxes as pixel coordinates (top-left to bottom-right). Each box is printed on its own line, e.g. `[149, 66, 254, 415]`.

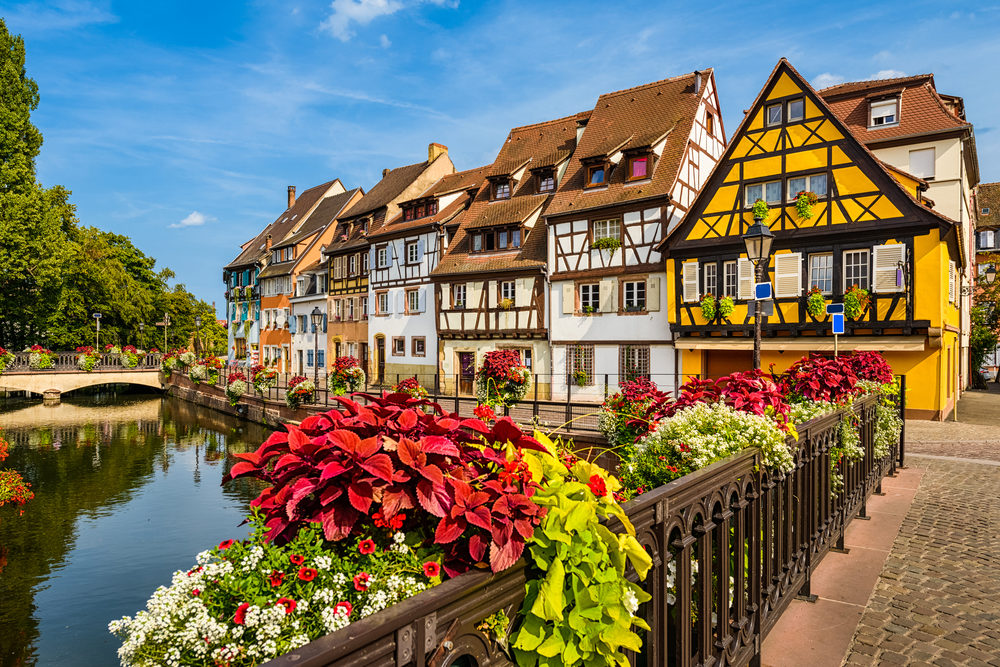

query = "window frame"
[537, 170, 555, 193]
[392, 336, 406, 356]
[591, 218, 621, 242]
[375, 291, 389, 315]
[565, 344, 595, 386]
[579, 283, 600, 313]
[619, 344, 650, 382]
[492, 179, 512, 201]
[412, 337, 426, 357]
[585, 163, 608, 189]
[787, 97, 805, 122]
[406, 288, 420, 313]
[843, 249, 871, 291]
[808, 252, 834, 295]
[406, 241, 420, 265]
[704, 262, 717, 297]
[452, 284, 467, 309]
[869, 98, 899, 128]
[745, 180, 782, 206]
[765, 103, 783, 126]
[723, 260, 738, 298]
[626, 154, 650, 182]
[376, 245, 389, 268]
[705, 112, 715, 137]
[622, 279, 647, 312]
[786, 173, 829, 200]
[500, 281, 516, 305]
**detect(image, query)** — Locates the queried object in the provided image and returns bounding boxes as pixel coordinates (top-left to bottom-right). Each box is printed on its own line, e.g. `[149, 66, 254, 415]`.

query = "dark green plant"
[591, 237, 621, 252]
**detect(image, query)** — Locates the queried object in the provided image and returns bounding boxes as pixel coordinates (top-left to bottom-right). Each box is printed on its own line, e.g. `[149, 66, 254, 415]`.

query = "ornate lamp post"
[741, 215, 774, 370]
[93, 312, 102, 349]
[194, 315, 202, 355]
[310, 306, 323, 389]
[138, 321, 145, 346]
[162, 312, 171, 350]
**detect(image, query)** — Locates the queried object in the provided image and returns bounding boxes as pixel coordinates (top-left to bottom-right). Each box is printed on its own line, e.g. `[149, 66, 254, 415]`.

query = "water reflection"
[0, 394, 272, 666]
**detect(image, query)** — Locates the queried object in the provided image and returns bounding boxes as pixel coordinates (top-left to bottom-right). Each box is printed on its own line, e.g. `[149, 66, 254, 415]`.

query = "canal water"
[0, 393, 272, 666]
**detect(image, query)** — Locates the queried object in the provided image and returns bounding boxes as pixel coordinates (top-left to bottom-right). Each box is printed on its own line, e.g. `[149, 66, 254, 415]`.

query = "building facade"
[289, 260, 330, 377]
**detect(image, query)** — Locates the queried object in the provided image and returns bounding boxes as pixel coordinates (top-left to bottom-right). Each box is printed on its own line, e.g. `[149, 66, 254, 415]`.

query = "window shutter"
[774, 253, 802, 298]
[487, 281, 498, 308]
[599, 278, 617, 313]
[873, 244, 906, 293]
[682, 262, 699, 303]
[442, 284, 451, 309]
[322, 314, 328, 332]
[516, 278, 532, 307]
[397, 291, 406, 313]
[383, 293, 393, 314]
[949, 260, 956, 303]
[417, 288, 426, 313]
[469, 282, 483, 311]
[562, 283, 575, 315]
[388, 242, 396, 265]
[738, 259, 754, 300]
[647, 276, 660, 311]
[368, 247, 376, 271]
[289, 316, 297, 334]
[416, 238, 426, 262]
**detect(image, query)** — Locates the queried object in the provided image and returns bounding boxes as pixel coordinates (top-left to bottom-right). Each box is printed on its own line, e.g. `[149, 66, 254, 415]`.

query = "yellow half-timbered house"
[664, 60, 965, 419]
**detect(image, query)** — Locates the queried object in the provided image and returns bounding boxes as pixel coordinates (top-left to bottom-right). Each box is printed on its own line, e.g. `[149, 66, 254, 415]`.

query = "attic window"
[870, 98, 899, 128]
[471, 226, 521, 253]
[983, 207, 991, 215]
[402, 200, 438, 221]
[627, 155, 649, 181]
[766, 104, 782, 126]
[706, 113, 715, 137]
[787, 98, 805, 122]
[537, 169, 555, 193]
[492, 179, 511, 201]
[585, 163, 607, 188]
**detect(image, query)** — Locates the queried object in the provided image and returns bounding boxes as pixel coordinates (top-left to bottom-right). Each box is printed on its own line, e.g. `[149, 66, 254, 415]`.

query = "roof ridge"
[923, 81, 971, 125]
[507, 109, 591, 134]
[597, 68, 705, 100]
[818, 73, 933, 93]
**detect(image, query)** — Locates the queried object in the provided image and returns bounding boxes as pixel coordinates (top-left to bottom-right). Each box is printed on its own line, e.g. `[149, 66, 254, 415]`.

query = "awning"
[674, 335, 927, 352]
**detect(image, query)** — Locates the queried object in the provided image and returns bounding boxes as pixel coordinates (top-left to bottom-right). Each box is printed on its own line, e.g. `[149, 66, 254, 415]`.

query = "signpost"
[754, 282, 772, 300]
[831, 311, 845, 357]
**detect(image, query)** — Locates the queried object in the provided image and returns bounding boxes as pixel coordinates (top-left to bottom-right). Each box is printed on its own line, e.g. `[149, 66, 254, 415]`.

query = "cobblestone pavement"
[842, 451, 1000, 666]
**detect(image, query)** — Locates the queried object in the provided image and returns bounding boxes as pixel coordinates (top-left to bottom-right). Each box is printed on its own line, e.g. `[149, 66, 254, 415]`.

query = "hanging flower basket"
[699, 294, 717, 321]
[76, 346, 101, 372]
[498, 298, 514, 311]
[843, 285, 871, 321]
[285, 376, 315, 409]
[718, 295, 735, 319]
[475, 350, 530, 407]
[794, 191, 819, 220]
[327, 356, 366, 396]
[751, 199, 770, 220]
[806, 286, 826, 319]
[591, 237, 621, 252]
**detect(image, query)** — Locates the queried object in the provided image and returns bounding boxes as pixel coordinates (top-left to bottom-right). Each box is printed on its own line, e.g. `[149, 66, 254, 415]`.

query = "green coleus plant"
[806, 286, 826, 319]
[510, 434, 652, 666]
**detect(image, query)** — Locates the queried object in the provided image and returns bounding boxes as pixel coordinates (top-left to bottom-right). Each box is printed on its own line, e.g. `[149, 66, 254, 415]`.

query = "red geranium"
[234, 602, 250, 625]
[422, 561, 440, 578]
[358, 539, 376, 555]
[218, 539, 235, 550]
[268, 570, 284, 587]
[353, 572, 370, 591]
[297, 567, 318, 582]
[275, 597, 297, 614]
[587, 475, 607, 498]
[473, 404, 496, 422]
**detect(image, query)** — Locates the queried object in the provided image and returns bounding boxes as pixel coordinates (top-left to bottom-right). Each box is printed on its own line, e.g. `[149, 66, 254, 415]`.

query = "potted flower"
[475, 349, 531, 407]
[25, 345, 55, 370]
[794, 191, 819, 220]
[327, 356, 366, 396]
[0, 347, 14, 376]
[188, 362, 208, 383]
[120, 345, 143, 369]
[252, 364, 278, 394]
[498, 298, 514, 310]
[393, 376, 429, 400]
[76, 346, 101, 372]
[806, 286, 826, 319]
[843, 285, 871, 321]
[699, 294, 717, 321]
[178, 349, 197, 368]
[751, 199, 770, 220]
[201, 355, 224, 384]
[591, 236, 622, 252]
[285, 375, 315, 409]
[582, 305, 595, 315]
[572, 368, 589, 387]
[718, 295, 734, 319]
[226, 372, 248, 406]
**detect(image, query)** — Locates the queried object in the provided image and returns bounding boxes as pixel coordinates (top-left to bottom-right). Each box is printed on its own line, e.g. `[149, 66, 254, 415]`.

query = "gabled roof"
[977, 183, 1000, 230]
[274, 188, 362, 248]
[546, 71, 708, 217]
[485, 111, 590, 178]
[340, 160, 436, 220]
[224, 179, 342, 270]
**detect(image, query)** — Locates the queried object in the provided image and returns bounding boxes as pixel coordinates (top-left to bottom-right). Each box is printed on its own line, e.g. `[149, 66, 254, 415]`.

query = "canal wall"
[163, 372, 313, 429]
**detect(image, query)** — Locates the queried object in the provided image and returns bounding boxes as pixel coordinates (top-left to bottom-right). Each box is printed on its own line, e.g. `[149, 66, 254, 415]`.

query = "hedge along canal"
[0, 393, 270, 666]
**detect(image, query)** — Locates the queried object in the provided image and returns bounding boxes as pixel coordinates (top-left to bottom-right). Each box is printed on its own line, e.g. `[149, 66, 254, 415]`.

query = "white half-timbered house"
[544, 69, 726, 400]
[433, 113, 591, 398]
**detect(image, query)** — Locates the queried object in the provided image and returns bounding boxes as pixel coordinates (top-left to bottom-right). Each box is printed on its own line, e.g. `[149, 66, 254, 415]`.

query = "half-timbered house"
[664, 59, 966, 419]
[432, 114, 591, 398]
[290, 259, 329, 376]
[544, 69, 726, 400]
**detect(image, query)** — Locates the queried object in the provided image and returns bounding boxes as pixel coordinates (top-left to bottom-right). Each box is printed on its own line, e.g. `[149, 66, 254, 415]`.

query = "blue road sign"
[831, 313, 845, 335]
[826, 303, 844, 315]
[754, 282, 772, 300]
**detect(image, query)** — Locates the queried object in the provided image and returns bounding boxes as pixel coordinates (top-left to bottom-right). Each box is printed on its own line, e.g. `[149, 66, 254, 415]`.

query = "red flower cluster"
[473, 404, 496, 422]
[225, 393, 549, 576]
[122, 345, 138, 354]
[372, 509, 405, 531]
[333, 356, 361, 373]
[200, 355, 223, 370]
[477, 349, 528, 385]
[847, 351, 893, 384]
[103, 344, 115, 352]
[587, 475, 607, 498]
[75, 346, 95, 354]
[287, 375, 309, 390]
[28, 344, 52, 354]
[228, 371, 247, 383]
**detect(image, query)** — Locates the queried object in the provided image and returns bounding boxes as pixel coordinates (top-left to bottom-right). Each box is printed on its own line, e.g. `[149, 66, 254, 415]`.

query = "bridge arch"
[0, 370, 164, 398]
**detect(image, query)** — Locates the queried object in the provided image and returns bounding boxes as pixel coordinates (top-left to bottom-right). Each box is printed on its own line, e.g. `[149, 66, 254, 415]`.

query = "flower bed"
[327, 356, 365, 396]
[76, 346, 101, 372]
[475, 350, 530, 407]
[25, 345, 55, 370]
[285, 376, 315, 409]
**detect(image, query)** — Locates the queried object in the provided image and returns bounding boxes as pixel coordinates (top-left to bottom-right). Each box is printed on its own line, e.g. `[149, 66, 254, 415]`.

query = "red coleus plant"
[225, 393, 548, 576]
[847, 351, 893, 384]
[774, 354, 859, 403]
[477, 349, 528, 385]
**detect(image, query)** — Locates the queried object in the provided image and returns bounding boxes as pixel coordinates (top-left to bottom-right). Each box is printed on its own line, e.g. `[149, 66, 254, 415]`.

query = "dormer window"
[359, 218, 368, 234]
[402, 200, 438, 221]
[470, 226, 522, 253]
[537, 169, 555, 193]
[627, 155, 650, 181]
[585, 163, 607, 188]
[983, 207, 991, 215]
[870, 98, 899, 127]
[492, 179, 511, 201]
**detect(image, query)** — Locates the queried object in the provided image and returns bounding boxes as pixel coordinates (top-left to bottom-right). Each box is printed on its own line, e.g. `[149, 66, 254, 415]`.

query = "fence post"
[604, 373, 609, 399]
[454, 373, 459, 414]
[897, 374, 906, 468]
[532, 374, 538, 420]
[565, 373, 572, 425]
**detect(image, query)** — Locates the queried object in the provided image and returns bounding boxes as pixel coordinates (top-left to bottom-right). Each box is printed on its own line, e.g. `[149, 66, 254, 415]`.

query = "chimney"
[694, 70, 703, 95]
[287, 185, 296, 208]
[382, 168, 390, 179]
[265, 234, 272, 252]
[428, 142, 448, 162]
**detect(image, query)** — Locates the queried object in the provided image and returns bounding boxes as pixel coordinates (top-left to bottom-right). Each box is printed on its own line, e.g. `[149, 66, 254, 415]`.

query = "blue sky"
[4, 0, 999, 314]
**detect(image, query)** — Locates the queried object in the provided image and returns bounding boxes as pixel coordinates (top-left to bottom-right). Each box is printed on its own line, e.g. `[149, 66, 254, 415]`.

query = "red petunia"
[422, 561, 440, 578]
[234, 602, 250, 625]
[275, 597, 297, 614]
[289, 554, 304, 565]
[358, 539, 376, 555]
[334, 600, 353, 616]
[353, 572, 370, 591]
[268, 570, 284, 587]
[297, 567, 318, 582]
[191, 589, 200, 596]
[218, 539, 235, 550]
[587, 474, 608, 498]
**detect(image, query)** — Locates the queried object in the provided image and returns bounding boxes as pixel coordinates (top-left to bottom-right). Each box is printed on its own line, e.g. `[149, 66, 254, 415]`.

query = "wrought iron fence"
[2, 351, 161, 372]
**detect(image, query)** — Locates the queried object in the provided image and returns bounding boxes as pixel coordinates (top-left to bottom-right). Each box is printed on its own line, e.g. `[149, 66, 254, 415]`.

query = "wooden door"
[361, 343, 369, 382]
[376, 338, 385, 385]
[458, 352, 476, 395]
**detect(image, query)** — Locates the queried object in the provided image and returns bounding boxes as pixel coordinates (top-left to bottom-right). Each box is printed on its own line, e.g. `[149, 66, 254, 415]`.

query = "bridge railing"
[2, 352, 162, 373]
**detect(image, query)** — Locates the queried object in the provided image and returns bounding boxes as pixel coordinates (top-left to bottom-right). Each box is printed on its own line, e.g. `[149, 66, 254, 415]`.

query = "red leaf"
[228, 461, 259, 479]
[287, 426, 310, 453]
[422, 436, 460, 458]
[273, 453, 303, 472]
[319, 460, 350, 481]
[396, 437, 421, 467]
[321, 504, 359, 541]
[466, 506, 493, 531]
[381, 488, 415, 517]
[397, 410, 418, 430]
[326, 430, 362, 454]
[468, 533, 487, 561]
[232, 451, 261, 465]
[416, 478, 450, 517]
[434, 516, 465, 544]
[489, 536, 524, 572]
[359, 453, 394, 483]
[347, 481, 373, 513]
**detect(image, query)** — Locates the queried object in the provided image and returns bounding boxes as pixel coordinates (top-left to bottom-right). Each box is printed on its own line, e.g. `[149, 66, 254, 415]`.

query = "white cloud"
[379, 33, 391, 48]
[170, 211, 214, 228]
[3, 0, 118, 33]
[813, 72, 844, 89]
[318, 0, 457, 41]
[868, 69, 907, 80]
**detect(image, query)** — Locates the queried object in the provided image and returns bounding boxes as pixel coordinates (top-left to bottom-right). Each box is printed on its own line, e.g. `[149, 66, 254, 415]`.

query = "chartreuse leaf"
[511, 615, 546, 651]
[564, 500, 593, 534]
[621, 534, 653, 578]
[536, 630, 564, 658]
[538, 557, 566, 620]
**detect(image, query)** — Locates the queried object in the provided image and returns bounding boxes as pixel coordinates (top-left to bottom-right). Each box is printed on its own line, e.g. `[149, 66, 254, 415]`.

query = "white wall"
[290, 293, 328, 376]
[549, 343, 677, 403]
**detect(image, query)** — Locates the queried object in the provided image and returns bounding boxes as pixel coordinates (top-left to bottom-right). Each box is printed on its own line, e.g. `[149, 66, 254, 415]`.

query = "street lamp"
[742, 215, 774, 370]
[194, 315, 203, 355]
[138, 322, 145, 348]
[162, 312, 171, 350]
[311, 306, 323, 389]
[93, 312, 102, 349]
[986, 266, 997, 285]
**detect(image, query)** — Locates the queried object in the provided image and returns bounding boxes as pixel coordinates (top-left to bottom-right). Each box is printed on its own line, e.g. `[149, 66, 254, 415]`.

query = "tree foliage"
[0, 19, 218, 351]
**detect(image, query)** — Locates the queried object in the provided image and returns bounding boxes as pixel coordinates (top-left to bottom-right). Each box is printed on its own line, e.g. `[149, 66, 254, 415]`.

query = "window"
[306, 350, 314, 368]
[500, 281, 515, 304]
[627, 155, 649, 181]
[334, 300, 342, 320]
[746, 180, 781, 205]
[349, 254, 358, 275]
[579, 283, 599, 312]
[706, 112, 715, 137]
[376, 292, 389, 314]
[787, 173, 828, 199]
[566, 344, 594, 386]
[453, 284, 467, 309]
[624, 280, 646, 311]
[412, 337, 425, 357]
[787, 98, 804, 122]
[377, 246, 388, 268]
[980, 231, 996, 250]
[362, 251, 370, 272]
[392, 337, 405, 356]
[585, 163, 607, 188]
[348, 298, 355, 320]
[407, 241, 420, 264]
[766, 103, 782, 126]
[982, 207, 991, 215]
[493, 179, 511, 200]
[407, 289, 420, 313]
[724, 261, 738, 297]
[620, 345, 650, 382]
[592, 218, 620, 242]
[843, 249, 870, 291]
[704, 262, 717, 296]
[361, 296, 368, 318]
[870, 98, 898, 127]
[909, 148, 935, 180]
[537, 170, 555, 193]
[471, 227, 520, 253]
[808, 253, 833, 294]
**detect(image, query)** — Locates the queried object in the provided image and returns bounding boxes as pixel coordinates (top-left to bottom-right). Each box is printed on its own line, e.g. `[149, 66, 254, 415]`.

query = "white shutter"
[873, 244, 906, 293]
[416, 238, 426, 262]
[469, 282, 483, 311]
[384, 293, 393, 313]
[417, 288, 426, 313]
[599, 278, 617, 312]
[949, 260, 956, 303]
[487, 281, 498, 308]
[682, 262, 699, 303]
[774, 253, 802, 298]
[441, 284, 451, 310]
[515, 278, 532, 307]
[562, 283, 575, 315]
[397, 291, 406, 313]
[647, 276, 660, 311]
[738, 258, 754, 300]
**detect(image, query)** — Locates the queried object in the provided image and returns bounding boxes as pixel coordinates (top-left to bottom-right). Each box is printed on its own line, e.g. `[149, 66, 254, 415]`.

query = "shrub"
[285, 376, 315, 409]
[327, 356, 366, 396]
[475, 350, 531, 407]
[848, 351, 893, 384]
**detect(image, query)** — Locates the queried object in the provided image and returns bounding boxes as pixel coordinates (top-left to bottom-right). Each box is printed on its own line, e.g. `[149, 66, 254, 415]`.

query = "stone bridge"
[0, 352, 163, 402]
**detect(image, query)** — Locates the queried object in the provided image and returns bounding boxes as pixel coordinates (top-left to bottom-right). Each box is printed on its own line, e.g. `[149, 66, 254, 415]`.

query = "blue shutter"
[416, 238, 426, 262]
[307, 350, 314, 367]
[322, 314, 328, 332]
[317, 350, 325, 368]
[417, 288, 426, 313]
[289, 316, 297, 334]
[387, 242, 395, 265]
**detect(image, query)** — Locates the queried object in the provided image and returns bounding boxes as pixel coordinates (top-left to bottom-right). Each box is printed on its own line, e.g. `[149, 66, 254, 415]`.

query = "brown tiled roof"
[465, 197, 543, 230]
[977, 183, 1000, 229]
[820, 75, 969, 144]
[368, 165, 490, 240]
[341, 160, 435, 219]
[274, 188, 362, 248]
[224, 179, 341, 269]
[486, 111, 590, 178]
[546, 71, 706, 217]
[433, 222, 547, 277]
